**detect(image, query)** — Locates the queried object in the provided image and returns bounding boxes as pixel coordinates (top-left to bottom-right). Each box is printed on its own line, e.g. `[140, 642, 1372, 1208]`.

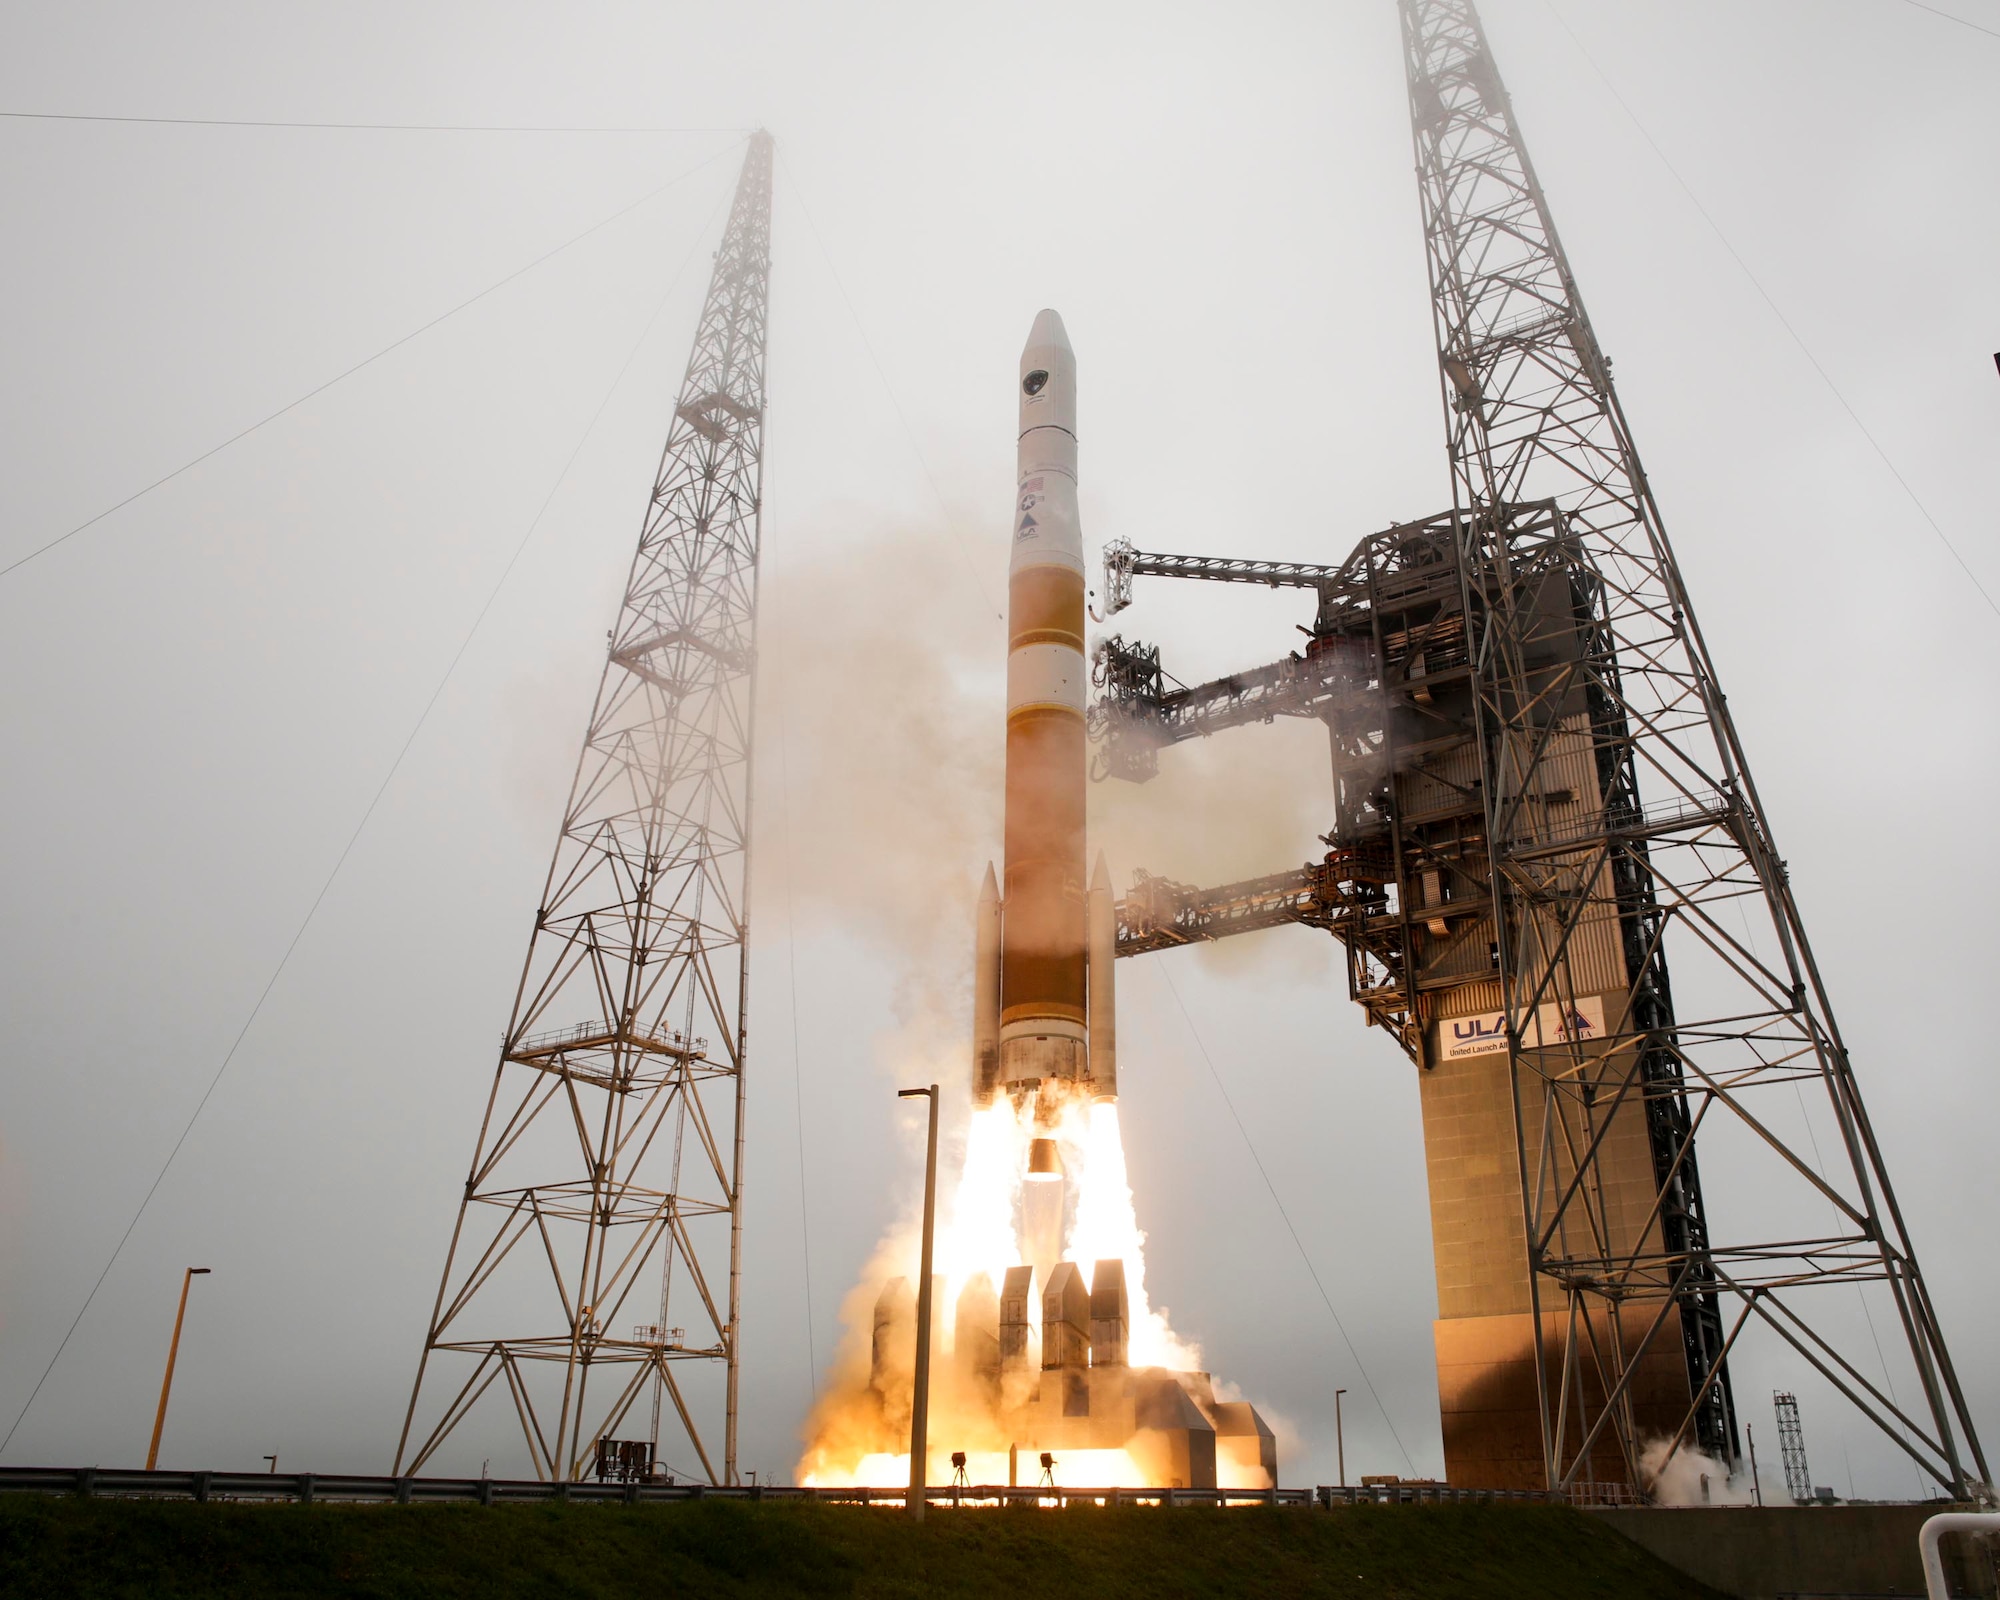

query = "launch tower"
[395, 133, 773, 1485]
[1093, 3, 1985, 1499]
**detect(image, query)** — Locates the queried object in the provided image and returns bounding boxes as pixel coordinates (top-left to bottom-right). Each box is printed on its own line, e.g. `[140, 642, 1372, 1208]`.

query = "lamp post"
[147, 1267, 211, 1470]
[1335, 1388, 1348, 1488]
[897, 1085, 940, 1522]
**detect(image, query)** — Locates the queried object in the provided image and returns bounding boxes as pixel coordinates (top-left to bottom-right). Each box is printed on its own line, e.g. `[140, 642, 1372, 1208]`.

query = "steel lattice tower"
[1774, 1391, 1813, 1502]
[1399, 0, 1981, 1496]
[396, 132, 772, 1485]
[1090, 4, 1984, 1499]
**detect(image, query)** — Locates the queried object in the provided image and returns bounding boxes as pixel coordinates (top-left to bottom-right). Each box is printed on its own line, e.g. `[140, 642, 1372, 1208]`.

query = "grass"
[0, 1494, 1724, 1599]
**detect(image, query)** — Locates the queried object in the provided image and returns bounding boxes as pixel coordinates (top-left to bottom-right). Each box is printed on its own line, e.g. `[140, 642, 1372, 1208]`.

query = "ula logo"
[1443, 997, 1603, 1060]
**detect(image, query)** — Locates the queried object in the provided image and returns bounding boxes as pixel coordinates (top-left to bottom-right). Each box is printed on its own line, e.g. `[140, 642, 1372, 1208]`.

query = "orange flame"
[797, 1081, 1274, 1489]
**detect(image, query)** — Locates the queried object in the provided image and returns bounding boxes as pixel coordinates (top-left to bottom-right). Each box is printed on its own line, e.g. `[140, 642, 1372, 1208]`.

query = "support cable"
[772, 150, 1002, 622]
[0, 194, 726, 1458]
[1899, 1, 2000, 41]
[1542, 2, 2000, 621]
[1784, 1078, 1927, 1496]
[770, 590, 820, 1399]
[0, 111, 751, 132]
[1730, 903, 1921, 1486]
[0, 138, 742, 582]
[752, 257, 819, 1402]
[1151, 960, 1418, 1475]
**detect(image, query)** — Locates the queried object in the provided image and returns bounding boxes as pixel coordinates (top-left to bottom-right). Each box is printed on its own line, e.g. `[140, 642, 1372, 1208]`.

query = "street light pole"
[1335, 1388, 1348, 1488]
[897, 1085, 940, 1523]
[147, 1267, 211, 1471]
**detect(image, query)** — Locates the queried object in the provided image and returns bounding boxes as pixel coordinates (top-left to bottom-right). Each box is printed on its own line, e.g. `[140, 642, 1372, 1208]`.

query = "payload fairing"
[976, 309, 1118, 1109]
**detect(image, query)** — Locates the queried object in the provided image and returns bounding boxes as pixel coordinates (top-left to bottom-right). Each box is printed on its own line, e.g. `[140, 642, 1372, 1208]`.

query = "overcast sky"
[1, 0, 1995, 1496]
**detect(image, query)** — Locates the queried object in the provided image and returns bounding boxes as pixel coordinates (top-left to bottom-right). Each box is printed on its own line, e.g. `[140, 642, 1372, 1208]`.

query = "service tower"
[1085, 0, 1986, 1503]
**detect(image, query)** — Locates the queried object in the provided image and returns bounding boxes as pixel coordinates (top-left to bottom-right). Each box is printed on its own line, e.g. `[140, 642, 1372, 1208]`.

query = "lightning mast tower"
[1094, 3, 1985, 1499]
[1774, 1391, 1813, 1503]
[396, 132, 772, 1485]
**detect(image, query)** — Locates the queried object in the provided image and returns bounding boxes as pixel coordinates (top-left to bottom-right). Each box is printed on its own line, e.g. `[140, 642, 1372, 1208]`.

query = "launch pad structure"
[395, 134, 773, 1486]
[1093, 0, 1986, 1499]
[384, 0, 1986, 1504]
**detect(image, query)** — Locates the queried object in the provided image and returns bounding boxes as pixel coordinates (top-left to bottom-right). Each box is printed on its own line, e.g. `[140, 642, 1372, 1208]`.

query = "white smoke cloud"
[1640, 1436, 1786, 1506]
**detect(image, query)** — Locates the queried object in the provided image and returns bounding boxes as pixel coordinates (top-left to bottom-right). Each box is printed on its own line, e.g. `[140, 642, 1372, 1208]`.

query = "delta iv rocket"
[975, 310, 1117, 1111]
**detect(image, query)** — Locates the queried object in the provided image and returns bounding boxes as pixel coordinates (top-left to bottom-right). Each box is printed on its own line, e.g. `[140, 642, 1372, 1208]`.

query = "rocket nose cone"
[1024, 308, 1071, 357]
[1019, 309, 1077, 438]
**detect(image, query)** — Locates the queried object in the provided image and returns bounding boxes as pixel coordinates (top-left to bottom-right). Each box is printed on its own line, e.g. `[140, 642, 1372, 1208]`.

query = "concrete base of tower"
[1434, 1305, 1692, 1491]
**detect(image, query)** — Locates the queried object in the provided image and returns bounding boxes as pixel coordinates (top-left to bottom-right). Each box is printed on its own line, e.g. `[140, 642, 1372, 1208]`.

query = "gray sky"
[1, 0, 1995, 1495]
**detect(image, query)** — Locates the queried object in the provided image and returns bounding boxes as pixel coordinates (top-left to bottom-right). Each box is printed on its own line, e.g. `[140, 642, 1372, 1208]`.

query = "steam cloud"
[764, 519, 1299, 1489]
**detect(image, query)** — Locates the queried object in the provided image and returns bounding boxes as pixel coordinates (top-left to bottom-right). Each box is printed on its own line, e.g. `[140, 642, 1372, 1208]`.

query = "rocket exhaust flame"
[798, 313, 1276, 1494]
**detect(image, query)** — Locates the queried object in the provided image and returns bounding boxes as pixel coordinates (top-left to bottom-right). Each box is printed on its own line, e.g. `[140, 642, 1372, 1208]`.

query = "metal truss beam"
[1100, 535, 1351, 614]
[396, 132, 773, 1486]
[1396, 0, 1986, 1495]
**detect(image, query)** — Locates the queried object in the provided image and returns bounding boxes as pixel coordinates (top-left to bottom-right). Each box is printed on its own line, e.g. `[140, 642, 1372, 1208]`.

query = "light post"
[1335, 1388, 1348, 1488]
[897, 1085, 940, 1522]
[147, 1267, 211, 1470]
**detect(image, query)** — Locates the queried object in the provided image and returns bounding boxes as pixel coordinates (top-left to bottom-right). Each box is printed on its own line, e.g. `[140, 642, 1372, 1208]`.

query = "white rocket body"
[977, 310, 1116, 1109]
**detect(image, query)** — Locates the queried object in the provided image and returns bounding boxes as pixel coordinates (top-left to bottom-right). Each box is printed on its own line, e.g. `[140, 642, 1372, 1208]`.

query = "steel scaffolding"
[395, 132, 772, 1485]
[1091, 1, 1985, 1499]
[1399, 0, 1980, 1497]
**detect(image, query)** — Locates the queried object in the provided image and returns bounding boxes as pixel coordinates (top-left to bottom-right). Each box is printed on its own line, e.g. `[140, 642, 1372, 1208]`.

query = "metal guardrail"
[0, 1468, 762, 1506]
[1504, 789, 1733, 857]
[1318, 1484, 1557, 1506]
[506, 1019, 707, 1061]
[0, 1467, 1562, 1510]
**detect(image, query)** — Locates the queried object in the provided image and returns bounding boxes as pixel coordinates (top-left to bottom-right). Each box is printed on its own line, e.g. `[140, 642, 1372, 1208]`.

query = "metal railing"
[0, 1466, 1566, 1509]
[1318, 1484, 1556, 1506]
[506, 1020, 707, 1060]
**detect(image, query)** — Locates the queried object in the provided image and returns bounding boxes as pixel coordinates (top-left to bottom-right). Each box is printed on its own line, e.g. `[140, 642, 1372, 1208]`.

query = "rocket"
[975, 310, 1118, 1110]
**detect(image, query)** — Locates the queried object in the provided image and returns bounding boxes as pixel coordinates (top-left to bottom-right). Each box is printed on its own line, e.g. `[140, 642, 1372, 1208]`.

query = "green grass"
[0, 1495, 1722, 1599]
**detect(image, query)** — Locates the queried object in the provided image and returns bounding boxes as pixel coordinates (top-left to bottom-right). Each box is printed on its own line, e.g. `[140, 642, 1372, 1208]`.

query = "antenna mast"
[396, 131, 773, 1484]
